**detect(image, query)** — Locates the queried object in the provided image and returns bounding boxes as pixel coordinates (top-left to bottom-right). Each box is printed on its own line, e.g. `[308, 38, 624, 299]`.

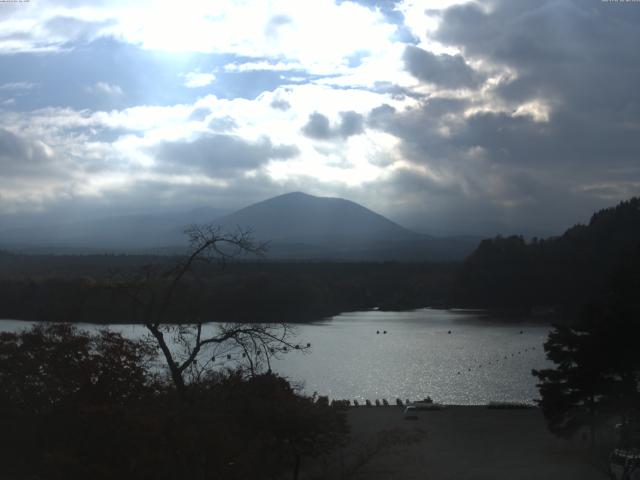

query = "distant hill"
[0, 192, 481, 260]
[216, 192, 414, 241]
[453, 197, 640, 310]
[215, 192, 479, 261]
[0, 207, 227, 253]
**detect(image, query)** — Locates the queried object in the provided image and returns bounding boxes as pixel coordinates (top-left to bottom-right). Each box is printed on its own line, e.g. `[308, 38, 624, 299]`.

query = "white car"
[404, 405, 418, 420]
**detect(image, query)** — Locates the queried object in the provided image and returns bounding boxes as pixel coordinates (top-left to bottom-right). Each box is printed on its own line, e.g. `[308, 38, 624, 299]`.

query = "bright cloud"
[182, 72, 216, 88]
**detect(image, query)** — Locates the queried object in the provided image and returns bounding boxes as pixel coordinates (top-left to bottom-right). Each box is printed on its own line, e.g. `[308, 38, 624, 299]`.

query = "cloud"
[270, 98, 291, 111]
[0, 82, 37, 91]
[1, 0, 639, 236]
[0, 129, 64, 178]
[182, 72, 216, 88]
[302, 111, 365, 140]
[87, 82, 124, 96]
[264, 14, 292, 37]
[153, 133, 299, 177]
[302, 112, 331, 139]
[338, 111, 365, 137]
[223, 60, 304, 73]
[0, 0, 397, 76]
[403, 45, 483, 89]
[359, 0, 640, 234]
[45, 16, 115, 43]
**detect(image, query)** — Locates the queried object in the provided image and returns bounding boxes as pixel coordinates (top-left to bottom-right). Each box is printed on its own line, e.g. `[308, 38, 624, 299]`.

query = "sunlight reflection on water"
[0, 308, 551, 405]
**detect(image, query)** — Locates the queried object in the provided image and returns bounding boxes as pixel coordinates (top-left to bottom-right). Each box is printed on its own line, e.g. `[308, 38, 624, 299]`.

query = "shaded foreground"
[328, 406, 606, 480]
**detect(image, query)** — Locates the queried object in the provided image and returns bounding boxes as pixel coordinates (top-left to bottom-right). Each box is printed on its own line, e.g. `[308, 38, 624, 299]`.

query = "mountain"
[453, 197, 640, 310]
[215, 192, 415, 242]
[0, 192, 480, 260]
[215, 192, 479, 261]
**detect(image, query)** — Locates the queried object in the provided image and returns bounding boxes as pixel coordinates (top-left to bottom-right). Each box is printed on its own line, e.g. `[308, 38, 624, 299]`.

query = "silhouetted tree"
[533, 251, 640, 445]
[111, 225, 307, 397]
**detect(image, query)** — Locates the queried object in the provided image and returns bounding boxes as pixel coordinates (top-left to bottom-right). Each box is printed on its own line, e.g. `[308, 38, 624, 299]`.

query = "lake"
[0, 308, 551, 405]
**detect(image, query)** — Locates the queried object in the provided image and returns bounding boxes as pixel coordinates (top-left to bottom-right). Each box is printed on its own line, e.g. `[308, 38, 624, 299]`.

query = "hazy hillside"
[454, 197, 640, 310]
[216, 192, 415, 242]
[215, 192, 479, 261]
[0, 207, 226, 253]
[0, 192, 480, 260]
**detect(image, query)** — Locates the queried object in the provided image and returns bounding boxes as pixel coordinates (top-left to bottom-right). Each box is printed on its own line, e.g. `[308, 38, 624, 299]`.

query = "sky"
[0, 0, 639, 236]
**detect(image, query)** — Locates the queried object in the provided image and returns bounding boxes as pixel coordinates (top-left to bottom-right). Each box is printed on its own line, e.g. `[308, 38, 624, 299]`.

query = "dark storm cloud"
[430, 0, 640, 173]
[435, 0, 640, 114]
[367, 96, 469, 161]
[403, 45, 483, 89]
[301, 111, 364, 140]
[153, 134, 299, 177]
[364, 0, 640, 234]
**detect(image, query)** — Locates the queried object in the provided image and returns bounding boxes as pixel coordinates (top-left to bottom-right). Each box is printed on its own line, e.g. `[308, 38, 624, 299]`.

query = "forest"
[453, 197, 640, 315]
[0, 252, 456, 324]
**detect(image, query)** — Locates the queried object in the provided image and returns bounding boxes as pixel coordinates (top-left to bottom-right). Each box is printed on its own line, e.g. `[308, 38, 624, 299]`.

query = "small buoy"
[457, 371, 461, 375]
[242, 353, 246, 358]
[227, 354, 231, 360]
[307, 343, 311, 347]
[211, 356, 215, 362]
[448, 330, 451, 334]
[383, 330, 387, 334]
[376, 330, 380, 334]
[520, 330, 523, 334]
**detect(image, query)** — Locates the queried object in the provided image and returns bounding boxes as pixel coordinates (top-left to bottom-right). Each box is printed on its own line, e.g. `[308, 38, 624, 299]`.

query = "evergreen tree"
[533, 249, 640, 444]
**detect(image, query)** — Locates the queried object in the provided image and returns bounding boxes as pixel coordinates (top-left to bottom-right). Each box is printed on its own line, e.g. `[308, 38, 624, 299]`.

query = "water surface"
[0, 308, 551, 405]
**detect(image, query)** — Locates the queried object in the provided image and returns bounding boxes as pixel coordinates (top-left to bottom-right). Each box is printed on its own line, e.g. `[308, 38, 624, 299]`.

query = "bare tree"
[111, 225, 307, 397]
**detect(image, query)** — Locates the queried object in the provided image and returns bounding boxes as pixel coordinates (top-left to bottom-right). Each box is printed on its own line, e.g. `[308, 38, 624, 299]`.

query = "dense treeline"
[454, 197, 640, 312]
[0, 256, 457, 323]
[532, 241, 640, 452]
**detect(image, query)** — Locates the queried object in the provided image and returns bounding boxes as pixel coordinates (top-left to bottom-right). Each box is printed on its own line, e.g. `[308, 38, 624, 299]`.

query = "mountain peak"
[277, 191, 315, 199]
[217, 192, 414, 243]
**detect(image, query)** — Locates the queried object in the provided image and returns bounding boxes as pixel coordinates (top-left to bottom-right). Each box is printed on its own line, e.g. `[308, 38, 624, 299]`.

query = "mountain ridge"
[214, 191, 419, 243]
[0, 192, 480, 260]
